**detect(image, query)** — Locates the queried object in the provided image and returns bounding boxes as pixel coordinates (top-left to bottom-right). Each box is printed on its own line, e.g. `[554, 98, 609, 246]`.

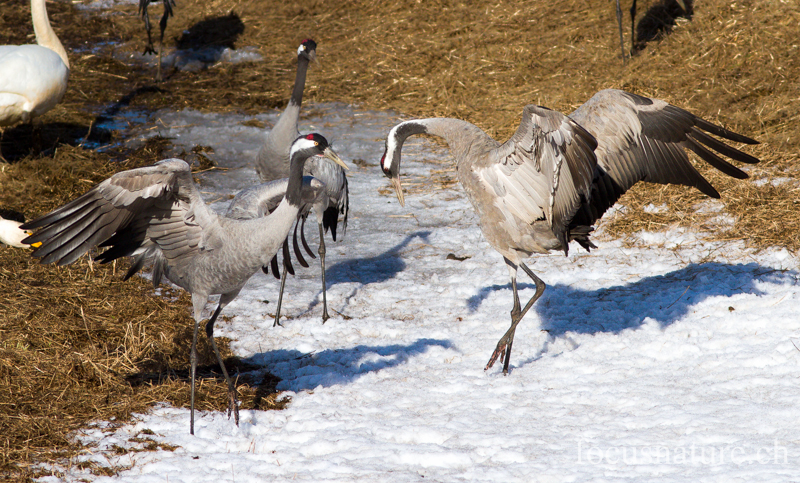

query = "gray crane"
[379, 88, 759, 375]
[22, 134, 347, 435]
[255, 39, 350, 325]
[615, 0, 688, 63]
[139, 0, 176, 81]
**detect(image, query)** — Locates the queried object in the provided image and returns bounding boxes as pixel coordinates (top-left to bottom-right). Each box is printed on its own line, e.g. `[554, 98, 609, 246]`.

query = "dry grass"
[0, 0, 798, 479]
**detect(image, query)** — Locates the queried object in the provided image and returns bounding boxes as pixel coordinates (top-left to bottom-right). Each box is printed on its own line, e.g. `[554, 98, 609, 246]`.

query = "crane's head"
[298, 39, 318, 64]
[291, 133, 348, 170]
[380, 124, 410, 207]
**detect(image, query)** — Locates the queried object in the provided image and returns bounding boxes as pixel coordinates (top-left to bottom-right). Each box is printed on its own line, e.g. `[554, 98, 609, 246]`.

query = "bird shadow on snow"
[321, 230, 431, 287]
[468, 261, 796, 337]
[242, 337, 452, 392]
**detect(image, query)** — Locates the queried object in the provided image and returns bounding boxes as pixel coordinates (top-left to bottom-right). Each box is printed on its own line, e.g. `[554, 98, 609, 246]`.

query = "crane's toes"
[142, 45, 157, 55]
[484, 345, 507, 371]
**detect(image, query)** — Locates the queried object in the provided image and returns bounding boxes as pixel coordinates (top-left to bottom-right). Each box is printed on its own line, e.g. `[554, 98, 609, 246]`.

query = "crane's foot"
[227, 387, 240, 426]
[321, 309, 330, 324]
[485, 343, 507, 372]
[142, 44, 157, 56]
[485, 326, 517, 374]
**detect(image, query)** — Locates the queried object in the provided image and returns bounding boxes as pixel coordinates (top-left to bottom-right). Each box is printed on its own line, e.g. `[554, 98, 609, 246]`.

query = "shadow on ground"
[468, 262, 795, 336]
[634, 0, 694, 52]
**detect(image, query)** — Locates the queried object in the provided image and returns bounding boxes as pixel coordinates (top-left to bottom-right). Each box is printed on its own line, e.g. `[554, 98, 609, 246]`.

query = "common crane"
[255, 39, 350, 325]
[380, 88, 759, 374]
[22, 134, 347, 434]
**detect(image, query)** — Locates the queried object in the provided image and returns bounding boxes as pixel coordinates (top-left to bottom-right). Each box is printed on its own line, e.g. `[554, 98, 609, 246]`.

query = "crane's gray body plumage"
[22, 134, 346, 434]
[226, 176, 325, 221]
[381, 88, 759, 374]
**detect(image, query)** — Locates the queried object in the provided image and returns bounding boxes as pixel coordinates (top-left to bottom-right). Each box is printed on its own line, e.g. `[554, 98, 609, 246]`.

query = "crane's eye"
[314, 141, 319, 146]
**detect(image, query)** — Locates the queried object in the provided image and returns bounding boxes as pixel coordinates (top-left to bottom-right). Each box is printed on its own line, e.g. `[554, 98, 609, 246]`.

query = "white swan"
[0, 216, 40, 248]
[0, 0, 70, 130]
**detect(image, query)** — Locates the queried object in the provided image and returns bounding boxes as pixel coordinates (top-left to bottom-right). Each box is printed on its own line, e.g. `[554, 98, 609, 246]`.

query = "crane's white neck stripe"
[290, 138, 318, 158]
[297, 44, 305, 56]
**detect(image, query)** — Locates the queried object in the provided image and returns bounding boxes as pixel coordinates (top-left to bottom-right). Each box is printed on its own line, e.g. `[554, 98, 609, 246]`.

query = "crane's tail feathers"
[151, 255, 166, 288]
[300, 217, 316, 259]
[123, 253, 148, 281]
[264, 255, 280, 279]
[322, 206, 339, 241]
[292, 221, 310, 268]
[282, 239, 295, 276]
[569, 225, 597, 253]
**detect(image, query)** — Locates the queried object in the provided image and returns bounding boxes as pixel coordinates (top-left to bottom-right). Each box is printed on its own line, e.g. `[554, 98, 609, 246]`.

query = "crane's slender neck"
[290, 55, 311, 107]
[271, 55, 310, 139]
[384, 118, 489, 174]
[284, 150, 312, 207]
[31, 0, 69, 69]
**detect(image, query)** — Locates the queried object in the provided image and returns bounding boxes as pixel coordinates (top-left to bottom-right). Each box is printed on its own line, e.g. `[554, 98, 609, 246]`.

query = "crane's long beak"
[391, 177, 405, 207]
[309, 50, 319, 66]
[323, 147, 348, 170]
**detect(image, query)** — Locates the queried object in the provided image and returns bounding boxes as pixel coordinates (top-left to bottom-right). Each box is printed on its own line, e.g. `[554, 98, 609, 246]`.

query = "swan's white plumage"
[0, 218, 37, 248]
[0, 0, 69, 127]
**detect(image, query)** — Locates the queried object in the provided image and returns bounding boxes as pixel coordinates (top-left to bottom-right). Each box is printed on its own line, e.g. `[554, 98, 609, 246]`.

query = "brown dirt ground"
[0, 0, 797, 479]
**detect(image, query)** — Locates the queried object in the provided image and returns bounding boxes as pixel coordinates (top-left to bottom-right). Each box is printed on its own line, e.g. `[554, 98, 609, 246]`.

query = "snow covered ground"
[43, 105, 800, 482]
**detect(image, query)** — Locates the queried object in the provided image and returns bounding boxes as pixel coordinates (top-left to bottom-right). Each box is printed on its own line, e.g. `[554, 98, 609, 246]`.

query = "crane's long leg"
[318, 222, 330, 323]
[615, 0, 626, 63]
[274, 256, 289, 327]
[205, 304, 240, 427]
[141, 6, 156, 55]
[485, 261, 546, 375]
[190, 316, 199, 435]
[274, 239, 295, 327]
[156, 9, 169, 82]
[630, 0, 637, 55]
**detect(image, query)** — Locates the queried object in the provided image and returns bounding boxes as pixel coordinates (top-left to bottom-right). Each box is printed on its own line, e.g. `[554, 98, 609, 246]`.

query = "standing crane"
[380, 89, 759, 374]
[139, 0, 176, 81]
[22, 134, 347, 435]
[255, 39, 350, 325]
[0, 0, 70, 159]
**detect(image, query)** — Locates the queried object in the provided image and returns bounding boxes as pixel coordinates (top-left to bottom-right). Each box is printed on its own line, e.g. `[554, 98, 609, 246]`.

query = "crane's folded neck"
[389, 118, 489, 162]
[31, 0, 69, 69]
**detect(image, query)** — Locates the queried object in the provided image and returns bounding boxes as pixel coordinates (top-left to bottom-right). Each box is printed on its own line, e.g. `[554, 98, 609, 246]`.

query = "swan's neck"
[31, 0, 69, 68]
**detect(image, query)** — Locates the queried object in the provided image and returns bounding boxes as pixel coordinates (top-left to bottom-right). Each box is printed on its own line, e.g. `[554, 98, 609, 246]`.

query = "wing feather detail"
[569, 89, 759, 227]
[482, 105, 598, 251]
[22, 159, 217, 280]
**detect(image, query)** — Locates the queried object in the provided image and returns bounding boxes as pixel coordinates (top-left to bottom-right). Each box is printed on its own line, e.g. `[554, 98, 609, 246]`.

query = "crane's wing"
[569, 89, 759, 226]
[306, 157, 349, 241]
[321, 173, 348, 241]
[22, 159, 219, 280]
[483, 105, 598, 251]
